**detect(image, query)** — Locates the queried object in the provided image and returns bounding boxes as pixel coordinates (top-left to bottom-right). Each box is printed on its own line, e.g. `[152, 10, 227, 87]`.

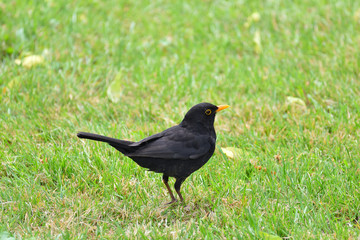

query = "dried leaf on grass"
[244, 12, 261, 28]
[253, 30, 262, 54]
[221, 147, 249, 159]
[0, 231, 15, 240]
[285, 96, 307, 113]
[354, 9, 360, 22]
[107, 72, 123, 103]
[15, 55, 45, 68]
[259, 231, 282, 240]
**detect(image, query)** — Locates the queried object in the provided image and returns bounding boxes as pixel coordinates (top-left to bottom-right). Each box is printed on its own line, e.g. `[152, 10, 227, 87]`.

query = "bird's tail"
[77, 132, 135, 155]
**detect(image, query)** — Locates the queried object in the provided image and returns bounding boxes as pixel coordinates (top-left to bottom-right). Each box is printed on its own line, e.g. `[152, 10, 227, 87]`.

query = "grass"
[1, 0, 360, 238]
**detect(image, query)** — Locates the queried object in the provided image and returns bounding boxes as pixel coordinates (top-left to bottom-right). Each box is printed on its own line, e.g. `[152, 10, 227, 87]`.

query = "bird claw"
[165, 199, 178, 205]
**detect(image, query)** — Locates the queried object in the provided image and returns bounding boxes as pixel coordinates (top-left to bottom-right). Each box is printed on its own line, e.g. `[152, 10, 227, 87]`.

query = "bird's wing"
[126, 126, 214, 160]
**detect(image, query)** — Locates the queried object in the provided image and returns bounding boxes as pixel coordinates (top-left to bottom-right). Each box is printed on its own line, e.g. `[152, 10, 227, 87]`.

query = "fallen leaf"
[221, 147, 234, 158]
[354, 9, 360, 22]
[244, 12, 261, 28]
[79, 14, 88, 24]
[221, 147, 249, 159]
[285, 96, 307, 113]
[21, 55, 45, 68]
[258, 231, 282, 240]
[253, 30, 262, 54]
[0, 231, 15, 240]
[107, 72, 123, 103]
[250, 12, 261, 22]
[274, 154, 281, 163]
[286, 96, 306, 106]
[14, 59, 22, 65]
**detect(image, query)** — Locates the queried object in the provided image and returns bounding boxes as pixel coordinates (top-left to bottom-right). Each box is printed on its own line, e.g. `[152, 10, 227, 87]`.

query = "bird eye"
[205, 109, 212, 115]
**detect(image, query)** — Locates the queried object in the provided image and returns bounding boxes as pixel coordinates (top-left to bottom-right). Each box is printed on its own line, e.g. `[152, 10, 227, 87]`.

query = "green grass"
[1, 0, 360, 239]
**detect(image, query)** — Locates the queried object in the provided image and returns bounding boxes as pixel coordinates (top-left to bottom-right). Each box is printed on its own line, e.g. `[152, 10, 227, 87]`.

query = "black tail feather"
[77, 132, 135, 154]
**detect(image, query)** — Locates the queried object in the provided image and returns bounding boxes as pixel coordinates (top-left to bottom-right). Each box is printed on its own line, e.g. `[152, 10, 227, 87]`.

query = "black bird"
[77, 102, 229, 204]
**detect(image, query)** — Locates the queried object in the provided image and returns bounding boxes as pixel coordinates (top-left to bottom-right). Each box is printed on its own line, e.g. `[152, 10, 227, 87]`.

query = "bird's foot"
[165, 199, 178, 205]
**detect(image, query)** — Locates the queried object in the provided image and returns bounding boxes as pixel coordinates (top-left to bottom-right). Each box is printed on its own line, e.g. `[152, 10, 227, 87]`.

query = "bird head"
[181, 102, 229, 129]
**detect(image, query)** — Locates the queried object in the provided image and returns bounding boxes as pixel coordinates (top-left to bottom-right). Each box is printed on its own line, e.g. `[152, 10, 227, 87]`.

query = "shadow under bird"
[77, 102, 229, 204]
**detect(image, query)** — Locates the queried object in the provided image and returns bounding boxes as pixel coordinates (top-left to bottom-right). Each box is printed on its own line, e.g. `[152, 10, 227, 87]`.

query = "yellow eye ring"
[205, 109, 212, 115]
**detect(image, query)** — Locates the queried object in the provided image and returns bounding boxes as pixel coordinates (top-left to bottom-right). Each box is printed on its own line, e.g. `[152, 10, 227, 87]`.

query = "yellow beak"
[216, 105, 230, 112]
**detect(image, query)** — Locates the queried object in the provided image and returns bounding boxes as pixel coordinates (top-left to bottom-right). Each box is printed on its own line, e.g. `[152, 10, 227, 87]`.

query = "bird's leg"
[174, 178, 186, 203]
[163, 175, 177, 204]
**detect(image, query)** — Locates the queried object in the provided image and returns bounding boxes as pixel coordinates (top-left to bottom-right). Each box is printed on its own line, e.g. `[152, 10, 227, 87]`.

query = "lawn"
[1, 0, 360, 239]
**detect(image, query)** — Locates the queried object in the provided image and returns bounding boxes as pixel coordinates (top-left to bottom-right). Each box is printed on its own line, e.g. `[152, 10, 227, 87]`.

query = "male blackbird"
[77, 102, 229, 204]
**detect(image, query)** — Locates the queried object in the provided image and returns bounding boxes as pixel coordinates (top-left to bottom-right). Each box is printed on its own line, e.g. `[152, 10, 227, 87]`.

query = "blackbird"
[77, 102, 229, 204]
